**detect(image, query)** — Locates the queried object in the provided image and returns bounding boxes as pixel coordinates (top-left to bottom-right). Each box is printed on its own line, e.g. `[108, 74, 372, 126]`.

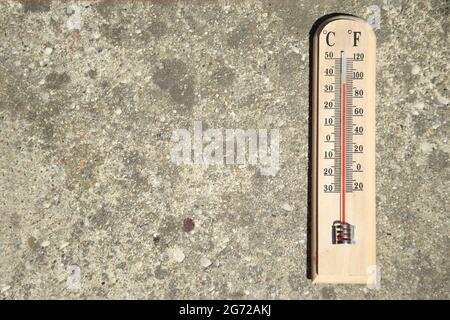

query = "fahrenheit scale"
[311, 15, 376, 284]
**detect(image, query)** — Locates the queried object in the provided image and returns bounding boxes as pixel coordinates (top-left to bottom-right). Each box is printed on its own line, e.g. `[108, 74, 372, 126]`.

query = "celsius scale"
[311, 15, 377, 284]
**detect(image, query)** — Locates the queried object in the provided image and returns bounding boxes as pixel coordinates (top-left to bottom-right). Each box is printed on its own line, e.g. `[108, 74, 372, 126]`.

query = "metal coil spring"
[332, 221, 353, 244]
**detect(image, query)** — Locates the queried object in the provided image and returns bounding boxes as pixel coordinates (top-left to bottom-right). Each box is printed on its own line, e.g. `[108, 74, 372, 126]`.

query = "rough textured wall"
[0, 0, 448, 299]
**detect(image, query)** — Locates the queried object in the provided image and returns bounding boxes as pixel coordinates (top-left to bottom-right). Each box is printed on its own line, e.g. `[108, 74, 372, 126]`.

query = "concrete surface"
[0, 0, 448, 299]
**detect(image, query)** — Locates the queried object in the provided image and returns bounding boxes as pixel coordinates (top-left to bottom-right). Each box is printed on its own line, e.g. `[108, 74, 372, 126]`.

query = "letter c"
[326, 32, 335, 46]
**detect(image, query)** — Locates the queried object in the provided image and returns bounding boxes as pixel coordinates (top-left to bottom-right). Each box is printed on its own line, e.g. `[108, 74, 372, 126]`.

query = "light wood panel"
[311, 15, 377, 284]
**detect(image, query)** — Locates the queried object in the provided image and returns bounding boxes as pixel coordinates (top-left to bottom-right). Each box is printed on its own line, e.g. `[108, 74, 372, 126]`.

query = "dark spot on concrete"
[128, 170, 149, 191]
[287, 274, 301, 291]
[124, 150, 145, 166]
[153, 59, 195, 109]
[157, 215, 179, 244]
[100, 24, 127, 46]
[11, 212, 21, 227]
[20, 0, 51, 13]
[27, 236, 38, 251]
[144, 21, 167, 39]
[39, 117, 55, 143]
[151, 0, 179, 5]
[100, 80, 109, 89]
[227, 23, 257, 49]
[183, 217, 195, 232]
[428, 150, 449, 171]
[90, 208, 111, 229]
[110, 83, 136, 113]
[154, 265, 168, 279]
[45, 72, 71, 90]
[166, 282, 180, 298]
[153, 234, 161, 244]
[87, 69, 97, 79]
[92, 287, 107, 298]
[320, 287, 336, 299]
[95, 0, 122, 19]
[228, 291, 245, 299]
[116, 262, 127, 269]
[412, 115, 431, 137]
[184, 14, 205, 35]
[211, 65, 236, 88]
[251, 169, 272, 189]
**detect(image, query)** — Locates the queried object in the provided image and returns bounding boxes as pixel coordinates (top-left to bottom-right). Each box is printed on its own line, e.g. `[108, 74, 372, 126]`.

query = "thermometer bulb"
[332, 221, 354, 244]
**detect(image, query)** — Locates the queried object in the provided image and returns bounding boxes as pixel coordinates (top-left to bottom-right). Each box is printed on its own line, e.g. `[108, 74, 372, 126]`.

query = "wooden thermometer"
[311, 15, 377, 284]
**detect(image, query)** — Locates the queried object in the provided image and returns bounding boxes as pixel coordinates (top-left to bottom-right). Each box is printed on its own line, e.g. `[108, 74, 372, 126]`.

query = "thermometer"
[311, 15, 376, 284]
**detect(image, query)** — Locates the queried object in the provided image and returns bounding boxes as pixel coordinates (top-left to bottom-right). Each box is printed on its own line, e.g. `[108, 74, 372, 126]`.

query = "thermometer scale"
[311, 15, 376, 284]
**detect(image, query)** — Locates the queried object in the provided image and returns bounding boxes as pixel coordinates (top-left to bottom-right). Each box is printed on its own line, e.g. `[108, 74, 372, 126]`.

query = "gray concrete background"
[0, 0, 448, 299]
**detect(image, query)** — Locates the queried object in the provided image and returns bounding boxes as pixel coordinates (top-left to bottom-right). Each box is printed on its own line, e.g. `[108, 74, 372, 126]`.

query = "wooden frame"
[311, 15, 377, 284]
